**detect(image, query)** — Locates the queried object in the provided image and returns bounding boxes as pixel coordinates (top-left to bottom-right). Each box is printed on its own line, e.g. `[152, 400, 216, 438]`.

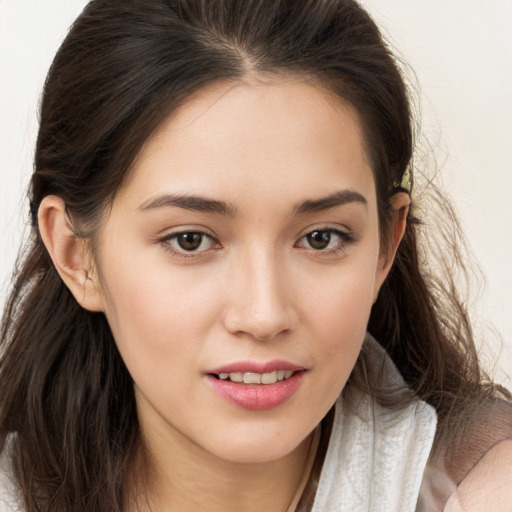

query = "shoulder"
[419, 393, 512, 511]
[444, 438, 512, 512]
[443, 393, 512, 484]
[441, 394, 512, 511]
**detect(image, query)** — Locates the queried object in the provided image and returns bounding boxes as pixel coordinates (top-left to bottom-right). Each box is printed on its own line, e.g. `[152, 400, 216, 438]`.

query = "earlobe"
[37, 195, 104, 312]
[373, 192, 411, 301]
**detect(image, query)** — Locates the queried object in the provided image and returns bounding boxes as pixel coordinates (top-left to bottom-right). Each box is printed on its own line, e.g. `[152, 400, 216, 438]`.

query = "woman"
[1, 1, 511, 511]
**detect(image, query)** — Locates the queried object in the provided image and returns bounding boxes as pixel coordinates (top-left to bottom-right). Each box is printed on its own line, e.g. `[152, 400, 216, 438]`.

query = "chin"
[204, 429, 310, 465]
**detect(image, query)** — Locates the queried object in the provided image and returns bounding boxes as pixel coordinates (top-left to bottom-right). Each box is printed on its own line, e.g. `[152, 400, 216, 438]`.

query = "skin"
[442, 440, 512, 511]
[39, 80, 409, 511]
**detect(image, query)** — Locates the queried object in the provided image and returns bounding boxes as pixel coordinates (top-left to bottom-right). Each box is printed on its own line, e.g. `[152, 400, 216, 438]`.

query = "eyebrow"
[139, 189, 367, 217]
[293, 190, 368, 214]
[139, 193, 238, 216]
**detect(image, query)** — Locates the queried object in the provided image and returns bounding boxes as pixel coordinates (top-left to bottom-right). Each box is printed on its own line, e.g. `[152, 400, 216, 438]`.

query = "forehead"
[121, 79, 375, 209]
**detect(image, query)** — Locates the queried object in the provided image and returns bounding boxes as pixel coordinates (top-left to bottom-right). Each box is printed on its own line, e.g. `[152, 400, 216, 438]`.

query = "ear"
[38, 195, 104, 312]
[373, 192, 411, 301]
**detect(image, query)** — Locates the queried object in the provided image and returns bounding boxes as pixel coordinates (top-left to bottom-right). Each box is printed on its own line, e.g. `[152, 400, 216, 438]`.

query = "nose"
[223, 248, 296, 341]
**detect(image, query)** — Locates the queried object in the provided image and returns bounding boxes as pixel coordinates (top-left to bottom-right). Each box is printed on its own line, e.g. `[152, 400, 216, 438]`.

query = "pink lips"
[205, 359, 305, 411]
[208, 359, 303, 375]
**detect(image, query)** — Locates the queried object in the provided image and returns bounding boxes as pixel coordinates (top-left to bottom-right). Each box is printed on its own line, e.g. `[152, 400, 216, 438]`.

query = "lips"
[205, 360, 306, 410]
[207, 359, 304, 375]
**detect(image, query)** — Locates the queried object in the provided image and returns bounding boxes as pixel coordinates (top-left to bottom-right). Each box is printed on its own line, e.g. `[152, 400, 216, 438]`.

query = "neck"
[126, 425, 316, 512]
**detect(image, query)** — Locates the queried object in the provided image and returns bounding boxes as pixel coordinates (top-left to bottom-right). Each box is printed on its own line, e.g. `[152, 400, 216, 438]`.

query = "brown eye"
[306, 230, 331, 250]
[297, 228, 353, 253]
[163, 231, 217, 254]
[176, 232, 204, 251]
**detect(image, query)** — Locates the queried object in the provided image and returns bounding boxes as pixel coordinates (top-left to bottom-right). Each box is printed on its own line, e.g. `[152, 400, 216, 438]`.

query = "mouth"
[205, 363, 306, 410]
[209, 369, 298, 385]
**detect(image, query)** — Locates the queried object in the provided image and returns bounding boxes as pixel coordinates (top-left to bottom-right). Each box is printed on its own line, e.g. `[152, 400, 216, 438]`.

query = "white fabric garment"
[311, 336, 437, 511]
[0, 439, 19, 512]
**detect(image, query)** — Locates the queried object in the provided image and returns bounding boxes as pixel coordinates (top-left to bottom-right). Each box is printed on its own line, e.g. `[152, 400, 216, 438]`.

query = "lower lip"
[205, 372, 304, 411]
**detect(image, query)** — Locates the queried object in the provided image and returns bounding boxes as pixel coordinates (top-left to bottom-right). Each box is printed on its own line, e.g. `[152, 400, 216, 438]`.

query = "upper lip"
[207, 360, 305, 375]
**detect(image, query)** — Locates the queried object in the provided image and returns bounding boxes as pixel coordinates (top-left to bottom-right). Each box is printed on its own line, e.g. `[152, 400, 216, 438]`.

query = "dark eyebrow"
[139, 194, 237, 216]
[293, 190, 368, 214]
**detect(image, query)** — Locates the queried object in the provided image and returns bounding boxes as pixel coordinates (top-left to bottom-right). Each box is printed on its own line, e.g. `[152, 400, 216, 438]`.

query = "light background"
[1, 0, 511, 386]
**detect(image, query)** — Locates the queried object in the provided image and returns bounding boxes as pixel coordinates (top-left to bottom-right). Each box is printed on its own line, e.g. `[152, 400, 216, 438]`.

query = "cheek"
[96, 249, 223, 378]
[299, 245, 379, 329]
[300, 249, 380, 386]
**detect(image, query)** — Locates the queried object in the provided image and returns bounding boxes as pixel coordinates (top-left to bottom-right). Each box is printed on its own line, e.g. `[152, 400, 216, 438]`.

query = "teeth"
[216, 370, 296, 384]
[243, 372, 261, 384]
[261, 371, 277, 384]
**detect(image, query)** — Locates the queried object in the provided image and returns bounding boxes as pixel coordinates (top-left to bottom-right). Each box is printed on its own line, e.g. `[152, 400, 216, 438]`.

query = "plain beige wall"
[1, 0, 511, 385]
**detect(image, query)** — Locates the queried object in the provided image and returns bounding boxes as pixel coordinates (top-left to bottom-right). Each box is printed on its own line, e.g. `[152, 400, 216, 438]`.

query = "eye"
[161, 231, 218, 255]
[305, 230, 333, 250]
[297, 228, 353, 252]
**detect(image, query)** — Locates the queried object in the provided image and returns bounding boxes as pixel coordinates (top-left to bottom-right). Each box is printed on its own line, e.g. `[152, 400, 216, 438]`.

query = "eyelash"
[158, 227, 355, 259]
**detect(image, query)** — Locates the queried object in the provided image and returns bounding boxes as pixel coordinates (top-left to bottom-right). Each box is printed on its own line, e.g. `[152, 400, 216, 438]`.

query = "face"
[93, 80, 390, 464]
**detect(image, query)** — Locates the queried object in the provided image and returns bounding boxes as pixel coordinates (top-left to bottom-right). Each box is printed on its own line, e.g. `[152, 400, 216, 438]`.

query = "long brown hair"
[0, 1, 505, 510]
